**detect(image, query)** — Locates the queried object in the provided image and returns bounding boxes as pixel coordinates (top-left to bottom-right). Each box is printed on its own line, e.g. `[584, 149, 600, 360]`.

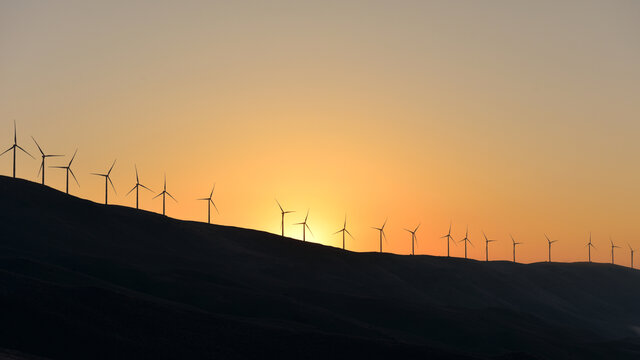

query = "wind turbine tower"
[32, 137, 62, 185]
[198, 184, 219, 224]
[404, 223, 420, 255]
[126, 165, 153, 209]
[294, 209, 313, 242]
[91, 160, 117, 205]
[440, 222, 456, 257]
[1, 121, 34, 178]
[372, 218, 387, 253]
[483, 232, 497, 261]
[50, 149, 79, 194]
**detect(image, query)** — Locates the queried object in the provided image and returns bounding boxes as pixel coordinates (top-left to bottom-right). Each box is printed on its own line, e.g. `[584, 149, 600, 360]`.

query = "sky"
[1, 0, 639, 264]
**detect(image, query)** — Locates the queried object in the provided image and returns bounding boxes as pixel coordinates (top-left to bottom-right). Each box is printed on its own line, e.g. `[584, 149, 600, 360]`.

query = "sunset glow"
[2, 1, 639, 264]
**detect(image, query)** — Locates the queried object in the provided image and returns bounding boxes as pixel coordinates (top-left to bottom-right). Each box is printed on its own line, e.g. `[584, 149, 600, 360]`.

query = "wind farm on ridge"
[2, 121, 636, 268]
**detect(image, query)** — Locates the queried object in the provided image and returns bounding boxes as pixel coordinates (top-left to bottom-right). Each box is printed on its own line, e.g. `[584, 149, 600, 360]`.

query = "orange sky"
[1, 1, 639, 264]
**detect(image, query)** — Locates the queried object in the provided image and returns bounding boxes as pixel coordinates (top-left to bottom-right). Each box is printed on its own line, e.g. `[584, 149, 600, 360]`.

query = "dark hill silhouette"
[1, 176, 639, 359]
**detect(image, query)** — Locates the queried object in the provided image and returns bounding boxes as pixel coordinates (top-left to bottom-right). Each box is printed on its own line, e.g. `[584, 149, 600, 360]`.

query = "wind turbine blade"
[44, 154, 64, 157]
[332, 229, 342, 235]
[126, 185, 138, 196]
[108, 159, 116, 175]
[91, 173, 104, 177]
[0, 146, 13, 157]
[69, 168, 80, 186]
[37, 162, 43, 178]
[276, 199, 284, 212]
[304, 209, 309, 222]
[31, 136, 44, 156]
[135, 164, 139, 182]
[197, 198, 209, 201]
[139, 184, 153, 192]
[16, 145, 35, 159]
[545, 234, 551, 242]
[69, 149, 78, 166]
[153, 192, 163, 199]
[415, 223, 421, 232]
[210, 183, 215, 197]
[306, 224, 314, 238]
[50, 166, 67, 169]
[167, 192, 178, 202]
[108, 177, 117, 194]
[382, 218, 388, 229]
[345, 229, 354, 239]
[211, 200, 219, 214]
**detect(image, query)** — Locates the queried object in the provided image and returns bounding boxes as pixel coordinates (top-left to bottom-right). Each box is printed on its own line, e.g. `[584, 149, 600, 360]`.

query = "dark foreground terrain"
[1, 176, 639, 359]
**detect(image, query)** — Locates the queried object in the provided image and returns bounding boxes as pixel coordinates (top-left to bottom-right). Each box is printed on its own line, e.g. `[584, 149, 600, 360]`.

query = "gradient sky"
[1, 1, 639, 264]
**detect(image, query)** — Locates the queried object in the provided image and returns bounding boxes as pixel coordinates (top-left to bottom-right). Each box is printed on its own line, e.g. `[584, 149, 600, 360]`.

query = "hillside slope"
[1, 176, 639, 359]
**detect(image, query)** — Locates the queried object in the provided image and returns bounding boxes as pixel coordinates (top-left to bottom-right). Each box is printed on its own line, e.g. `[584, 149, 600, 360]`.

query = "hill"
[1, 176, 639, 359]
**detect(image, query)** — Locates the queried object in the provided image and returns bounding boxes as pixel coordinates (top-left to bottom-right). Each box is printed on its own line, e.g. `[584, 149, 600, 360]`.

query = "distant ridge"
[1, 175, 639, 359]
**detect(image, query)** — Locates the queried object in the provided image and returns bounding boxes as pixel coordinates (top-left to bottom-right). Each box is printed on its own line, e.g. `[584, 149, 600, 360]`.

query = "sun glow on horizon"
[1, 0, 639, 265]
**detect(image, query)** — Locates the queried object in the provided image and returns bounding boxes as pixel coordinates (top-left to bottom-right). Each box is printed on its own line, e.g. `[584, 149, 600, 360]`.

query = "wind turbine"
[545, 234, 558, 263]
[404, 223, 420, 255]
[153, 174, 177, 216]
[50, 149, 79, 194]
[294, 209, 313, 242]
[126, 165, 153, 209]
[610, 238, 620, 265]
[586, 232, 596, 263]
[198, 184, 219, 224]
[372, 218, 387, 253]
[31, 137, 62, 185]
[628, 244, 636, 269]
[440, 221, 456, 257]
[276, 200, 294, 237]
[1, 121, 34, 178]
[483, 232, 497, 261]
[459, 226, 473, 259]
[334, 215, 353, 250]
[510, 234, 522, 263]
[91, 160, 117, 205]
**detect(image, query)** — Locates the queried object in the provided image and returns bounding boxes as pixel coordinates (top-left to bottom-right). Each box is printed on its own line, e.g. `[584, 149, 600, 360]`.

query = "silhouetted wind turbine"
[404, 223, 420, 255]
[610, 238, 620, 265]
[440, 221, 456, 257]
[372, 218, 387, 253]
[586, 232, 596, 263]
[334, 216, 353, 250]
[483, 232, 497, 261]
[294, 209, 313, 242]
[154, 174, 176, 216]
[1, 121, 34, 178]
[198, 184, 219, 224]
[50, 149, 79, 194]
[31, 137, 62, 185]
[276, 200, 294, 237]
[545, 234, 558, 262]
[91, 160, 116, 205]
[510, 234, 522, 263]
[126, 165, 152, 210]
[628, 243, 635, 269]
[459, 226, 472, 259]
